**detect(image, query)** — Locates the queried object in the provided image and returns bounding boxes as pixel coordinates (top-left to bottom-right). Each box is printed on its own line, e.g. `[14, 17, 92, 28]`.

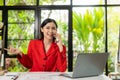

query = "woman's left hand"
[54, 33, 62, 45]
[54, 33, 63, 52]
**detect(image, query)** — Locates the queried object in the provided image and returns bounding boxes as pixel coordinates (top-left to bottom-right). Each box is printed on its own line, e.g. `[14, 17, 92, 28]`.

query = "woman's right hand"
[4, 46, 22, 55]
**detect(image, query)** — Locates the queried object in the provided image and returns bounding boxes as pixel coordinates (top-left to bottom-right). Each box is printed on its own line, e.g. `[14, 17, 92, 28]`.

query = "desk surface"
[0, 72, 112, 80]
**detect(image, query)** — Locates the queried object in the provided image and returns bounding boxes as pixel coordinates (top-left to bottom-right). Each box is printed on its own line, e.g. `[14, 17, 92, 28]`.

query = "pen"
[11, 75, 18, 80]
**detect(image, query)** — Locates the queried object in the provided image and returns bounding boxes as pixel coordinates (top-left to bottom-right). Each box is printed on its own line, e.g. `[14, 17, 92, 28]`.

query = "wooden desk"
[0, 72, 112, 80]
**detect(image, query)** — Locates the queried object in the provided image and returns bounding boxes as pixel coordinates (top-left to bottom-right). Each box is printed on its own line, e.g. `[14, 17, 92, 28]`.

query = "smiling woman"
[5, 18, 67, 72]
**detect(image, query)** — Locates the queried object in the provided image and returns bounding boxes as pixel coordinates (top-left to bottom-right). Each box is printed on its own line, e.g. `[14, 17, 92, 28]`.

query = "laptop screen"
[72, 53, 109, 78]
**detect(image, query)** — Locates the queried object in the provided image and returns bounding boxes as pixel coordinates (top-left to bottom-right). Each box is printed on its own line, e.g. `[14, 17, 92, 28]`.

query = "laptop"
[61, 53, 109, 78]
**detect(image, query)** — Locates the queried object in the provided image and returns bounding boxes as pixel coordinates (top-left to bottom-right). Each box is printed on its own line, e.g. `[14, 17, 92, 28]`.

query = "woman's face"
[41, 22, 57, 40]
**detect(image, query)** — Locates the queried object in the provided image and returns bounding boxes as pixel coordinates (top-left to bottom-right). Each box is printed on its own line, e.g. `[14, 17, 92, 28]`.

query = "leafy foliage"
[73, 7, 104, 52]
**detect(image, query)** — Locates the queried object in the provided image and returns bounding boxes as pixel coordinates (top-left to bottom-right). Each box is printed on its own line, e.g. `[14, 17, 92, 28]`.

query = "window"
[6, 0, 37, 6]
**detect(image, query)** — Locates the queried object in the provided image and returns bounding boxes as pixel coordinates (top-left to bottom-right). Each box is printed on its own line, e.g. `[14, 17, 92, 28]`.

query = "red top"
[17, 39, 67, 72]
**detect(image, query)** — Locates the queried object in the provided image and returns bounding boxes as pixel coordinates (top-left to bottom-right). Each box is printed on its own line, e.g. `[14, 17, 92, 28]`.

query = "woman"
[5, 18, 67, 72]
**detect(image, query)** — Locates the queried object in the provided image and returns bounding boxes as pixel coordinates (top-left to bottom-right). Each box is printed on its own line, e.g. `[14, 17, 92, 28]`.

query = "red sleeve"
[17, 40, 33, 69]
[56, 45, 67, 72]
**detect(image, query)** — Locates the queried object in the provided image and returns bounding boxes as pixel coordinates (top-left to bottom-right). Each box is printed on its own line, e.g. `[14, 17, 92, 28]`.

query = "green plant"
[73, 7, 104, 52]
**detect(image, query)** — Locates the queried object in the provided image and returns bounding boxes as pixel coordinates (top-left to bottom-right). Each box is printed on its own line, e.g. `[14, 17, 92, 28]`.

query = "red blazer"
[17, 39, 67, 72]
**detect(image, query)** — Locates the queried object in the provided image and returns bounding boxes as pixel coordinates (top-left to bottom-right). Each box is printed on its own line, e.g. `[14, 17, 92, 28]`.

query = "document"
[5, 72, 20, 80]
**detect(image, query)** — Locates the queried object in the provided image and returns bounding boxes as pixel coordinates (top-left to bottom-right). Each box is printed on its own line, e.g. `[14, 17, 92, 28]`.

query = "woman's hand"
[4, 46, 22, 56]
[54, 33, 63, 52]
[54, 33, 62, 44]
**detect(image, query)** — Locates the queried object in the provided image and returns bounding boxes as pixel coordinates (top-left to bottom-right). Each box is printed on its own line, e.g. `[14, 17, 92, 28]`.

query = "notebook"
[61, 53, 109, 78]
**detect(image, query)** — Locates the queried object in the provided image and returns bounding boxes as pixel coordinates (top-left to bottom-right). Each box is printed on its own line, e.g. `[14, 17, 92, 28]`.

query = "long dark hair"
[40, 18, 58, 41]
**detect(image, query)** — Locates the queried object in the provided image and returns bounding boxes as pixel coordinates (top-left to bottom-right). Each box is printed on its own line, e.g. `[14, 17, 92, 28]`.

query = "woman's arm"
[17, 40, 33, 69]
[56, 45, 67, 72]
[5, 41, 33, 69]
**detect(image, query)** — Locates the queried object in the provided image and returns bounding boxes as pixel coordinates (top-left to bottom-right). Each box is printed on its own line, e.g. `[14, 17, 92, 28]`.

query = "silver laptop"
[61, 53, 109, 78]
